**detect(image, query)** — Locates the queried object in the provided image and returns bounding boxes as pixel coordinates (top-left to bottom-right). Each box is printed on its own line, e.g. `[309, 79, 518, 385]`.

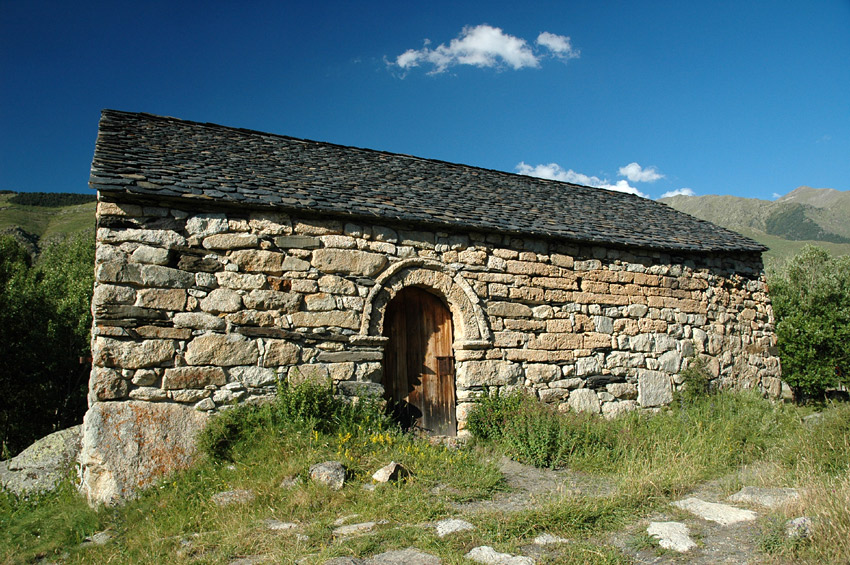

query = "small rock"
[280, 475, 302, 488]
[672, 497, 758, 525]
[264, 519, 298, 531]
[368, 547, 442, 564]
[728, 486, 800, 509]
[310, 461, 346, 490]
[333, 521, 376, 536]
[372, 461, 410, 483]
[532, 533, 569, 545]
[785, 516, 814, 540]
[465, 546, 535, 565]
[295, 533, 309, 542]
[333, 514, 360, 526]
[211, 489, 255, 507]
[435, 518, 475, 537]
[80, 530, 113, 547]
[647, 521, 696, 553]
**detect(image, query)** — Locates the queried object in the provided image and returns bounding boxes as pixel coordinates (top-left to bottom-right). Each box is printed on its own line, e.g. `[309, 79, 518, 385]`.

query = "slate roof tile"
[90, 110, 766, 253]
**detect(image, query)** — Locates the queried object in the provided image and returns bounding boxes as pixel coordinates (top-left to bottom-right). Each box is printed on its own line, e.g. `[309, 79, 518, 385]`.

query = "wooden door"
[382, 287, 456, 436]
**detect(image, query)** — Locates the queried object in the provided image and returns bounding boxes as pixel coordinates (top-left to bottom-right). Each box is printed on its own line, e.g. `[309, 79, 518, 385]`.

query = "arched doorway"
[382, 287, 456, 436]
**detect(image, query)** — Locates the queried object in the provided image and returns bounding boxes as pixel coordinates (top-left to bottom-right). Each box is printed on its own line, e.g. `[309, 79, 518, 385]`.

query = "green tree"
[0, 233, 94, 457]
[768, 246, 850, 399]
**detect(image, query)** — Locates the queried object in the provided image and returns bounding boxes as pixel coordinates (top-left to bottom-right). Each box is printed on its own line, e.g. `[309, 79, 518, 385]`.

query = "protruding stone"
[172, 312, 226, 330]
[728, 486, 800, 509]
[638, 370, 672, 407]
[464, 546, 534, 564]
[263, 340, 300, 367]
[457, 360, 522, 387]
[309, 461, 346, 490]
[647, 521, 696, 552]
[186, 214, 228, 237]
[94, 338, 176, 369]
[90, 367, 129, 400]
[671, 497, 758, 525]
[200, 288, 243, 313]
[243, 290, 301, 311]
[230, 250, 288, 274]
[311, 249, 388, 277]
[568, 388, 600, 414]
[162, 366, 226, 389]
[230, 366, 278, 387]
[202, 233, 259, 249]
[372, 461, 410, 483]
[79, 401, 208, 505]
[435, 518, 475, 537]
[131, 245, 170, 265]
[185, 334, 259, 366]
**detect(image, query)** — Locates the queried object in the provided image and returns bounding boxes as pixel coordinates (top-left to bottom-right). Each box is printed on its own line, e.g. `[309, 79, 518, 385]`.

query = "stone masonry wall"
[90, 198, 783, 425]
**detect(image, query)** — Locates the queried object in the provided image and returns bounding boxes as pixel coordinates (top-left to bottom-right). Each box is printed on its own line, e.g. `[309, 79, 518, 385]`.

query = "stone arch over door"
[354, 259, 493, 435]
[358, 258, 493, 347]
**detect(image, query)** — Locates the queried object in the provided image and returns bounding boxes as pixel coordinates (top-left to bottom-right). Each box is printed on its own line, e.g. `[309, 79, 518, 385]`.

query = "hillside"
[661, 186, 850, 265]
[0, 191, 96, 252]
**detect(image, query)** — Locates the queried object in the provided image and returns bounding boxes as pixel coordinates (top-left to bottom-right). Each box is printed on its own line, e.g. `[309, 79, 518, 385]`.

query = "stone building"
[80, 110, 782, 504]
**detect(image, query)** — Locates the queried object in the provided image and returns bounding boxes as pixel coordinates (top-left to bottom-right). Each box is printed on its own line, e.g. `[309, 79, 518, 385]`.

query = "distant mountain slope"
[660, 186, 850, 264]
[0, 191, 96, 252]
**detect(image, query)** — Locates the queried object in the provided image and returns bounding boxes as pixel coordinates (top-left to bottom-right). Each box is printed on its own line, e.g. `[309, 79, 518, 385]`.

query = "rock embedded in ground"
[727, 486, 800, 509]
[647, 521, 697, 552]
[323, 558, 364, 565]
[465, 545, 535, 564]
[211, 489, 255, 506]
[672, 497, 758, 525]
[0, 425, 82, 495]
[372, 461, 410, 483]
[785, 516, 814, 540]
[532, 533, 569, 545]
[435, 518, 475, 537]
[264, 519, 298, 531]
[367, 547, 442, 564]
[333, 521, 376, 537]
[310, 461, 346, 490]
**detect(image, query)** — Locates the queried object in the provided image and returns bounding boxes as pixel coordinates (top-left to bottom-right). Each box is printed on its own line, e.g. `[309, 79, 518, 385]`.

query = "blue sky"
[1, 1, 848, 200]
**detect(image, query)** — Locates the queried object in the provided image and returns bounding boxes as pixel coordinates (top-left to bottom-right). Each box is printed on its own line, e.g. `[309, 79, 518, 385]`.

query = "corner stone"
[79, 401, 208, 505]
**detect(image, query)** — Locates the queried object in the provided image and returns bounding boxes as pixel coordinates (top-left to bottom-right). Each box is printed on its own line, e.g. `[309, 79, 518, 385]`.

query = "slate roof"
[90, 110, 766, 253]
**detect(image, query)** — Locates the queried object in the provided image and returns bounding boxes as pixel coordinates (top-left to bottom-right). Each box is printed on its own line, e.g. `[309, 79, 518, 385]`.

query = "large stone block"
[487, 301, 533, 318]
[262, 340, 300, 366]
[94, 338, 176, 369]
[229, 250, 288, 275]
[311, 248, 388, 277]
[229, 366, 278, 387]
[200, 288, 243, 313]
[79, 401, 208, 505]
[242, 290, 301, 311]
[202, 233, 259, 249]
[172, 312, 226, 330]
[162, 366, 227, 389]
[638, 370, 673, 407]
[135, 288, 187, 311]
[457, 360, 522, 387]
[568, 388, 601, 414]
[185, 334, 259, 366]
[89, 367, 129, 400]
[289, 310, 359, 329]
[97, 227, 186, 249]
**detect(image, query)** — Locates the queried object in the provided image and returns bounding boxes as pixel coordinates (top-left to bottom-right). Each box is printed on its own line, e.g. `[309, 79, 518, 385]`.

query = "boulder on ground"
[310, 460, 346, 490]
[79, 401, 208, 505]
[0, 425, 82, 495]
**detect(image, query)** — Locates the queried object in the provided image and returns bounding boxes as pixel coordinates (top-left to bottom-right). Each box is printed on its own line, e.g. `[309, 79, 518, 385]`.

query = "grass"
[0, 193, 95, 246]
[1, 383, 848, 564]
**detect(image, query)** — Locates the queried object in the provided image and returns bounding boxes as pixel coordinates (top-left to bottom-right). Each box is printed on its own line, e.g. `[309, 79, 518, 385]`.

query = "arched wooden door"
[382, 287, 456, 436]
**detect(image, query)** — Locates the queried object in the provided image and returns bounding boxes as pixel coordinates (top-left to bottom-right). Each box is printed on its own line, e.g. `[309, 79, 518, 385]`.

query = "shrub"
[675, 357, 713, 405]
[768, 246, 850, 399]
[198, 380, 393, 461]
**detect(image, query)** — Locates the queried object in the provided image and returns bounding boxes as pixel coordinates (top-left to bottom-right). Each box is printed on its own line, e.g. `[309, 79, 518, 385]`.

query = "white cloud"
[516, 162, 648, 198]
[772, 192, 782, 199]
[618, 162, 664, 183]
[536, 32, 579, 59]
[659, 188, 696, 198]
[394, 25, 577, 74]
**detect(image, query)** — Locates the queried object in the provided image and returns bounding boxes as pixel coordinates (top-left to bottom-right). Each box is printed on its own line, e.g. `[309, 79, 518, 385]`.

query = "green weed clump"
[197, 380, 394, 461]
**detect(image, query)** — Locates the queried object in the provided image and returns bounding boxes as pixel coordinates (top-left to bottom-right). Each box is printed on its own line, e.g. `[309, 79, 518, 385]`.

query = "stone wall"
[82, 197, 783, 502]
